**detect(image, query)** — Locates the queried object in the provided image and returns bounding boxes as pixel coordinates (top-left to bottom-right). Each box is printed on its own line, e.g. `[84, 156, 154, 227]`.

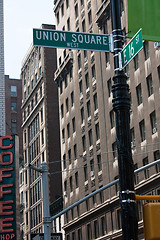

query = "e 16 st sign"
[33, 28, 113, 52]
[119, 28, 143, 70]
[0, 136, 16, 240]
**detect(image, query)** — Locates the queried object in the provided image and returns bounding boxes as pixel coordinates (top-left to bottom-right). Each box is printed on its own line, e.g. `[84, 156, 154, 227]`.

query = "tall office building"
[54, 0, 160, 239]
[0, 0, 6, 135]
[20, 24, 62, 240]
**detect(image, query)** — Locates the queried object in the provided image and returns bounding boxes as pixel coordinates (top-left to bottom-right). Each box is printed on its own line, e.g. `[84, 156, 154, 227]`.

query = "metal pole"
[110, 0, 138, 239]
[41, 162, 51, 240]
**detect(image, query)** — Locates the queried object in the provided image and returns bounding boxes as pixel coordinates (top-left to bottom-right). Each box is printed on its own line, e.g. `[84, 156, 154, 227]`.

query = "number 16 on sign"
[119, 29, 143, 70]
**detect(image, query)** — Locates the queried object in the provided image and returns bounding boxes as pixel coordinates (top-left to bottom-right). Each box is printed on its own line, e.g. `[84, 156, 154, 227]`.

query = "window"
[139, 120, 146, 142]
[28, 86, 30, 95]
[85, 73, 89, 89]
[72, 232, 75, 240]
[72, 118, 76, 133]
[66, 0, 69, 8]
[71, 92, 74, 107]
[146, 74, 153, 96]
[130, 128, 135, 147]
[70, 176, 73, 192]
[154, 150, 160, 173]
[97, 154, 102, 171]
[87, 101, 91, 117]
[115, 175, 119, 193]
[112, 142, 117, 160]
[78, 229, 82, 240]
[99, 188, 104, 203]
[103, 22, 108, 34]
[31, 99, 34, 110]
[11, 120, 17, 134]
[101, 216, 107, 236]
[110, 110, 115, 128]
[63, 154, 66, 169]
[134, 55, 139, 70]
[157, 65, 160, 83]
[75, 172, 79, 188]
[92, 192, 96, 206]
[81, 107, 84, 124]
[61, 3, 64, 16]
[88, 130, 93, 146]
[105, 52, 110, 67]
[66, 98, 69, 112]
[90, 159, 94, 172]
[92, 65, 96, 80]
[68, 149, 71, 164]
[75, 4, 78, 19]
[120, 0, 124, 13]
[82, 20, 86, 32]
[143, 157, 149, 179]
[64, 75, 68, 88]
[88, 10, 92, 25]
[41, 129, 44, 145]
[144, 41, 149, 60]
[117, 209, 122, 229]
[84, 164, 88, 181]
[87, 224, 92, 240]
[78, 54, 81, 69]
[136, 84, 143, 105]
[11, 86, 17, 97]
[70, 67, 73, 80]
[35, 93, 38, 104]
[150, 111, 157, 134]
[79, 80, 83, 95]
[95, 123, 100, 141]
[134, 163, 139, 185]
[67, 123, 70, 138]
[67, 18, 70, 31]
[93, 220, 99, 239]
[80, 0, 84, 6]
[86, 198, 89, 211]
[74, 144, 77, 159]
[93, 93, 98, 111]
[82, 136, 86, 152]
[56, 12, 59, 24]
[11, 102, 17, 112]
[61, 104, 64, 118]
[107, 78, 112, 97]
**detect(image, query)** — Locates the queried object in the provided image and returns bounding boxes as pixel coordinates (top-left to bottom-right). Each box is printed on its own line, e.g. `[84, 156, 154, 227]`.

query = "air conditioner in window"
[131, 141, 136, 148]
[90, 171, 94, 177]
[92, 77, 96, 82]
[154, 42, 160, 48]
[153, 127, 157, 134]
[64, 191, 67, 197]
[62, 138, 65, 144]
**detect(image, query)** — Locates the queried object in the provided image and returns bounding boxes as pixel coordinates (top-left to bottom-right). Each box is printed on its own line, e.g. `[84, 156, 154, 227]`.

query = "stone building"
[20, 24, 62, 240]
[53, 0, 160, 239]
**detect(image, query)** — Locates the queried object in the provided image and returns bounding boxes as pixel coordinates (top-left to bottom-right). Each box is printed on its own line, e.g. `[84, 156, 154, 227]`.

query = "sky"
[4, 0, 56, 79]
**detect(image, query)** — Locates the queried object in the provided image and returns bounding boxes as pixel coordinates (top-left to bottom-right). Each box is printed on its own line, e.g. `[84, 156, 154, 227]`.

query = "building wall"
[5, 75, 23, 156]
[54, 0, 160, 239]
[20, 24, 62, 240]
[0, 0, 5, 135]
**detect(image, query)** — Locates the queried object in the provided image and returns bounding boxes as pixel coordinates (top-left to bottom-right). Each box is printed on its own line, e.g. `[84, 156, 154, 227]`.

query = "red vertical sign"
[0, 136, 16, 239]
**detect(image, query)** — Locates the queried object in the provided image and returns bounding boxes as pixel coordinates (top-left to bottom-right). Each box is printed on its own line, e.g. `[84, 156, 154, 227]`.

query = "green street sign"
[119, 29, 143, 70]
[33, 28, 113, 52]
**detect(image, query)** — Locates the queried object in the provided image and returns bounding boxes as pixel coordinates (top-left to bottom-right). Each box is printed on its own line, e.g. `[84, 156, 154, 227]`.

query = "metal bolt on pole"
[110, 0, 138, 239]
